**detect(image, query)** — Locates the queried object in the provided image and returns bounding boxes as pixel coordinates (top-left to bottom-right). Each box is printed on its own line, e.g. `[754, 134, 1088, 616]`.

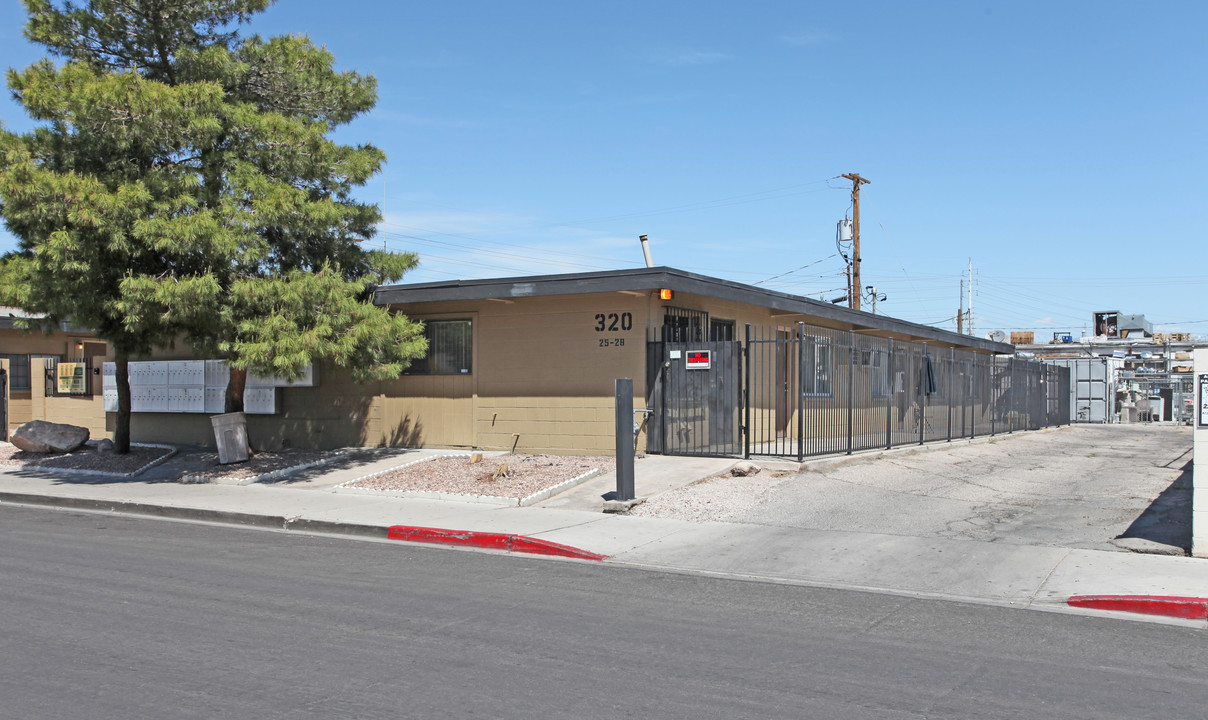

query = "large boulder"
[11, 420, 90, 454]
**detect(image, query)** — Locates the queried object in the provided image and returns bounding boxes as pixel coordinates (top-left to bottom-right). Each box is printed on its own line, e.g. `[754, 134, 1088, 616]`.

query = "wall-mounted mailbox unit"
[102, 359, 311, 415]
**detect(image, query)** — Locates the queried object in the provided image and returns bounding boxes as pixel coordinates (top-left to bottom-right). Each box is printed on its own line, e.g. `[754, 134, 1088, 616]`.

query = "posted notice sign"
[56, 362, 85, 394]
[1200, 374, 1208, 427]
[685, 350, 712, 370]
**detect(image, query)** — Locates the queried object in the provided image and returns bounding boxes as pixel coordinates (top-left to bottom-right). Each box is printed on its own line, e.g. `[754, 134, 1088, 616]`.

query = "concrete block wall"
[1193, 348, 1207, 557]
[29, 358, 110, 439]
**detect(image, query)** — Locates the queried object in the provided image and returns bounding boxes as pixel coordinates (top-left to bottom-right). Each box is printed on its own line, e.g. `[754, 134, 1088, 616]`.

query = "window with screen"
[408, 319, 472, 375]
[802, 338, 832, 396]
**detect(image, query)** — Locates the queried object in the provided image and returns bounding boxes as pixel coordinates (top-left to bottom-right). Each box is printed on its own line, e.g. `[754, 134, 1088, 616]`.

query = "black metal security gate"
[646, 334, 741, 456]
[646, 323, 1070, 459]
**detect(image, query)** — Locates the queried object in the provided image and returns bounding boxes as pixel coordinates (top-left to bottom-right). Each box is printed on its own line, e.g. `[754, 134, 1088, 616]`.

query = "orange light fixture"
[659, 288, 673, 301]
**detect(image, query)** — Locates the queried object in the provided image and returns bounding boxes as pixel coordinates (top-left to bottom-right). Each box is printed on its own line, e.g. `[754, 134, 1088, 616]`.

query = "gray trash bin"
[210, 411, 249, 464]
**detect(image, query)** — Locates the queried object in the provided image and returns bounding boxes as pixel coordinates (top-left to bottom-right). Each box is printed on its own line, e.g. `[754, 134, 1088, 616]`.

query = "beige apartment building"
[6, 268, 1015, 455]
[1, 310, 110, 439]
[365, 267, 1011, 455]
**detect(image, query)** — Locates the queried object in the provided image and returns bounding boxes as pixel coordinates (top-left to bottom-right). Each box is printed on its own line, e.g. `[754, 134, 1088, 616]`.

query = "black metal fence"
[646, 323, 1070, 460]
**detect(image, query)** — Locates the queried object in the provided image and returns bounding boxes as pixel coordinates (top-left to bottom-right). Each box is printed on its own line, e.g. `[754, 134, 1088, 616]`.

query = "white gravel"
[344, 454, 616, 501]
[629, 470, 793, 522]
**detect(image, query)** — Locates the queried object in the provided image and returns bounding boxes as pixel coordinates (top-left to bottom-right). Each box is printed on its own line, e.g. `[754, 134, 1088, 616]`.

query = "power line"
[753, 254, 840, 285]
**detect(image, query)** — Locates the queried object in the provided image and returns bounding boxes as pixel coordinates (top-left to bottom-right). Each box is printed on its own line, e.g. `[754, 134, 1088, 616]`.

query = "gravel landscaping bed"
[343, 454, 615, 502]
[0, 442, 175, 476]
[628, 471, 792, 522]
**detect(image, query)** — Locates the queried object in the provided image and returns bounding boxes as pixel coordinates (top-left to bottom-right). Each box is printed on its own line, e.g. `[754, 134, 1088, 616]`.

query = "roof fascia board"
[375, 267, 1011, 353]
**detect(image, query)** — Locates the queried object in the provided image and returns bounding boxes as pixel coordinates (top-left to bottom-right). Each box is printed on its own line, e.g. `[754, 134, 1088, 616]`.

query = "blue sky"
[2, 1, 1205, 338]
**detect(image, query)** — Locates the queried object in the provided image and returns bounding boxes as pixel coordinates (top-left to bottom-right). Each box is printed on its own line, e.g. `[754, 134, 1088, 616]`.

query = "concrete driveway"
[636, 424, 1193, 555]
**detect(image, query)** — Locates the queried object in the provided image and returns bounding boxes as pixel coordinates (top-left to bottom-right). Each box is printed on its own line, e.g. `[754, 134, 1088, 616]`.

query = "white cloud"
[780, 29, 832, 47]
[372, 210, 642, 283]
[371, 110, 480, 129]
[653, 48, 730, 66]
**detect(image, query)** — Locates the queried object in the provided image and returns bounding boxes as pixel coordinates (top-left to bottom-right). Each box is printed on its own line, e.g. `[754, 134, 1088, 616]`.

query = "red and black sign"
[685, 350, 711, 369]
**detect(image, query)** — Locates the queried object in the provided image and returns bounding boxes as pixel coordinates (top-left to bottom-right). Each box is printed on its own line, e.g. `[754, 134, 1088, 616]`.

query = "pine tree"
[0, 0, 426, 452]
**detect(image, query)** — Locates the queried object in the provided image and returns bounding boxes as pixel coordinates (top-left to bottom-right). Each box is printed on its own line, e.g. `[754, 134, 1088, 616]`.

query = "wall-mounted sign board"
[686, 350, 712, 370]
[1199, 373, 1208, 427]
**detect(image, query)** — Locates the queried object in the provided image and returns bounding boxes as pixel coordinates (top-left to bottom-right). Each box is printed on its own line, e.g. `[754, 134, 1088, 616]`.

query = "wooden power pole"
[842, 173, 870, 310]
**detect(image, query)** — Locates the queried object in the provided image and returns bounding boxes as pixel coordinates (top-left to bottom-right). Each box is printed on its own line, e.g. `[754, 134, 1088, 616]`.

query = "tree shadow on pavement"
[1115, 460, 1192, 552]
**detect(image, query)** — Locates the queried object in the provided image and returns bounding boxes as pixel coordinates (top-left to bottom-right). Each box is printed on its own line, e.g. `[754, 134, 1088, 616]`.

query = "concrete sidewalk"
[2, 445, 1206, 627]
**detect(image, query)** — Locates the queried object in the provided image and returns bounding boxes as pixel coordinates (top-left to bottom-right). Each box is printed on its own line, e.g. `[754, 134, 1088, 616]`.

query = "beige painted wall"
[51, 286, 1002, 456]
[28, 358, 110, 438]
[2, 330, 110, 435]
[385, 296, 649, 454]
[385, 289, 1001, 456]
[127, 364, 386, 450]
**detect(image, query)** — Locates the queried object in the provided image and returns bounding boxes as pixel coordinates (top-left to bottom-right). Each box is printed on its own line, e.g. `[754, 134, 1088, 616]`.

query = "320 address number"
[594, 312, 633, 332]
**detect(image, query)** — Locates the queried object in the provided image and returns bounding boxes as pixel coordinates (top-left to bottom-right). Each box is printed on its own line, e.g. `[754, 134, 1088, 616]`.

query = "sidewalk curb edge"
[1067, 595, 1208, 620]
[387, 525, 608, 561]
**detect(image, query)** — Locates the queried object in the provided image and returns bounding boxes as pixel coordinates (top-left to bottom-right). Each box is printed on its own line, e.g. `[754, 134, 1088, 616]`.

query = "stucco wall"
[383, 295, 650, 454]
[75, 285, 1004, 456]
[2, 328, 101, 431]
[128, 364, 386, 450]
[28, 358, 110, 439]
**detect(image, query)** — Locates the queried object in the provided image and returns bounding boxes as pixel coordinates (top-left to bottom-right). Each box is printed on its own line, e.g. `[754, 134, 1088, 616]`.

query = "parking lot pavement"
[640, 424, 1193, 554]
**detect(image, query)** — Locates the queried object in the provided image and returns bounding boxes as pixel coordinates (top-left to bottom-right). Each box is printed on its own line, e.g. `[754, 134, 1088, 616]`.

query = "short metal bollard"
[614, 378, 635, 501]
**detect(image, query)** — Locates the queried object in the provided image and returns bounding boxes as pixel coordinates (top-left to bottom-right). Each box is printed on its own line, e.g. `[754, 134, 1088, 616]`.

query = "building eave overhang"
[375, 266, 1013, 354]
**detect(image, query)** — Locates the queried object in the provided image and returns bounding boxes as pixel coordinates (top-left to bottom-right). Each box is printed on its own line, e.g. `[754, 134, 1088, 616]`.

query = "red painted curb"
[509, 535, 608, 561]
[387, 526, 512, 551]
[1067, 595, 1208, 620]
[386, 525, 607, 562]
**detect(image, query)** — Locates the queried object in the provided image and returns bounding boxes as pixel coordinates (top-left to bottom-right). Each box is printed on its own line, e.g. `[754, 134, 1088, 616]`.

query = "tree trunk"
[224, 365, 246, 413]
[114, 351, 131, 454]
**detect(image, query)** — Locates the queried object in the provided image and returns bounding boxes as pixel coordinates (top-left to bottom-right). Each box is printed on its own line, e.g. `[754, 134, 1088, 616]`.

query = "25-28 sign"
[594, 312, 633, 332]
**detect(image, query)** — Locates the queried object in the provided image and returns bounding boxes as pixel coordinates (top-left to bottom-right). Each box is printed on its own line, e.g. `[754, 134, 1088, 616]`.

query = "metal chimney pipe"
[639, 234, 654, 268]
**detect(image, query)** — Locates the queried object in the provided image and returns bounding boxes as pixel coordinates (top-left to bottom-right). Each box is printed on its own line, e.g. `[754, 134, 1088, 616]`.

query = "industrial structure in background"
[1014, 311, 1202, 425]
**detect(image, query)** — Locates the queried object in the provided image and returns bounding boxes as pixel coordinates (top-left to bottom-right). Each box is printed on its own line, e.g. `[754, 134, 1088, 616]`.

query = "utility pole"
[966, 259, 973, 336]
[841, 173, 870, 310]
[864, 286, 886, 314]
[957, 274, 964, 334]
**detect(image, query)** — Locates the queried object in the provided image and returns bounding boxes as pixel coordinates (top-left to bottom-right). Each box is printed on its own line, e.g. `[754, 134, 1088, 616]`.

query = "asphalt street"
[3, 506, 1207, 719]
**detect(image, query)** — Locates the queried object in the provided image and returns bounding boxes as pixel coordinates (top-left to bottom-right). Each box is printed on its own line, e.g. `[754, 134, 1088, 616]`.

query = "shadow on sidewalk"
[1115, 459, 1192, 552]
[254, 447, 418, 485]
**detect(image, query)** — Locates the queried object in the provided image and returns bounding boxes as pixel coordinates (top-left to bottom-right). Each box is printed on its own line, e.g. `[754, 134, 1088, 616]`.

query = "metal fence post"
[947, 347, 954, 442]
[847, 331, 855, 455]
[1008, 357, 1015, 433]
[796, 322, 805, 463]
[744, 323, 751, 460]
[919, 343, 927, 445]
[886, 339, 894, 450]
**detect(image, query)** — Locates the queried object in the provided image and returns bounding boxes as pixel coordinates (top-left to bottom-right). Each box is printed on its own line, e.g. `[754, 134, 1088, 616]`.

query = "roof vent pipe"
[639, 234, 654, 268]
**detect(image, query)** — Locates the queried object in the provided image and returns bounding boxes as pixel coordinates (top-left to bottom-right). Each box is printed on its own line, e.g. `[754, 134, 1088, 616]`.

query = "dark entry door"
[656, 339, 741, 456]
